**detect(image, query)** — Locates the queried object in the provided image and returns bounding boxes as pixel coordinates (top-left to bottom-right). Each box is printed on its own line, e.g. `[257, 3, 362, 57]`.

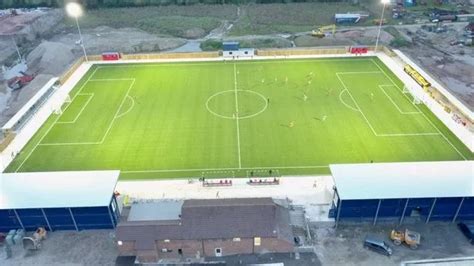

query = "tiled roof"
[117, 197, 293, 250]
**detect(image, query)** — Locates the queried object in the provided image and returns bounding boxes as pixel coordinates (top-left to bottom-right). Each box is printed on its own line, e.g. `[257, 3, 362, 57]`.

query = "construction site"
[0, 2, 473, 129]
[0, 1, 473, 265]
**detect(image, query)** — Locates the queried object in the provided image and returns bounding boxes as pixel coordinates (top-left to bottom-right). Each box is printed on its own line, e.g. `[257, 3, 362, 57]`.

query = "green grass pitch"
[6, 57, 472, 179]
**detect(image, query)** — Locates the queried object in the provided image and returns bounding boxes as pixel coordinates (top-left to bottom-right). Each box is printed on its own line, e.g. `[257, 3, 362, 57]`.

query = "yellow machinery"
[390, 229, 421, 250]
[404, 65, 431, 90]
[311, 24, 336, 38]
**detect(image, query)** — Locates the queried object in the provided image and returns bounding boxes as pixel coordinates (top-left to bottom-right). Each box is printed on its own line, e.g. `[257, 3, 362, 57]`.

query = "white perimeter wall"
[0, 63, 93, 171]
[377, 52, 473, 152]
[393, 50, 473, 121]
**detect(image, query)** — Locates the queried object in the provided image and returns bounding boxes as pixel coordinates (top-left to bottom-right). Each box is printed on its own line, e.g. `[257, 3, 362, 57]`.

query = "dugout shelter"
[222, 41, 255, 58]
[0, 170, 121, 232]
[329, 161, 474, 227]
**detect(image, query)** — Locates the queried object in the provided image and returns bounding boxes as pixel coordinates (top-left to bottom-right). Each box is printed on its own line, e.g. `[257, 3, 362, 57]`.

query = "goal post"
[402, 86, 409, 94]
[52, 92, 72, 115]
[403, 85, 424, 105]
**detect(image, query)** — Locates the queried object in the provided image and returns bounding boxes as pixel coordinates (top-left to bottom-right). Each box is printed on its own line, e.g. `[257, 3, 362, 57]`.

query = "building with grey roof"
[116, 197, 295, 263]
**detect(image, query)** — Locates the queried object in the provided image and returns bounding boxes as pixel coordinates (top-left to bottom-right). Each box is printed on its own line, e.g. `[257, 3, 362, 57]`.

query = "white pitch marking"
[205, 89, 268, 120]
[377, 132, 440, 137]
[371, 59, 422, 107]
[233, 63, 242, 169]
[338, 71, 421, 115]
[115, 95, 136, 119]
[100, 79, 136, 143]
[15, 67, 101, 172]
[336, 73, 378, 136]
[336, 71, 382, 75]
[89, 78, 135, 81]
[338, 89, 360, 112]
[371, 59, 467, 160]
[378, 85, 421, 114]
[40, 79, 136, 146]
[56, 93, 95, 124]
[39, 142, 101, 146]
[336, 73, 440, 138]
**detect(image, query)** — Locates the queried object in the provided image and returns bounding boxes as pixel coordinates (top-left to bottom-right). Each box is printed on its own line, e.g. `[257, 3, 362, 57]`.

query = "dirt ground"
[312, 221, 474, 266]
[1, 221, 473, 265]
[1, 230, 118, 266]
[399, 23, 474, 110]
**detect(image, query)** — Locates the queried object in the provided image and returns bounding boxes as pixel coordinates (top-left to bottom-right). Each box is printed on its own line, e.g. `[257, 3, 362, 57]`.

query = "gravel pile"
[26, 41, 75, 75]
[52, 26, 186, 55]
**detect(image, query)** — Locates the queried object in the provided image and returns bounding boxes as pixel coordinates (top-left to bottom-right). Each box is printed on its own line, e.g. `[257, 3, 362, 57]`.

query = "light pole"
[375, 0, 390, 53]
[11, 35, 22, 62]
[66, 2, 88, 62]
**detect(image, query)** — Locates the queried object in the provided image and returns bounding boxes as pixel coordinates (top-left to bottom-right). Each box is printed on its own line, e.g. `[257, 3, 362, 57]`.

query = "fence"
[256, 47, 349, 57]
[58, 56, 85, 85]
[0, 133, 15, 152]
[121, 51, 219, 61]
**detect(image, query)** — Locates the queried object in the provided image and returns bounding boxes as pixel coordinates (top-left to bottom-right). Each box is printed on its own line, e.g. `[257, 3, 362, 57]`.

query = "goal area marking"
[336, 69, 441, 138]
[15, 69, 136, 171]
[378, 85, 421, 114]
[39, 78, 136, 146]
[56, 93, 95, 124]
[370, 59, 466, 160]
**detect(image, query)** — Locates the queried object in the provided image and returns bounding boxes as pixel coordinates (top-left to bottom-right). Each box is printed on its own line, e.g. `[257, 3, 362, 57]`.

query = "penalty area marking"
[337, 72, 421, 115]
[28, 78, 136, 148]
[370, 58, 467, 160]
[205, 89, 268, 120]
[378, 85, 421, 115]
[338, 89, 360, 113]
[15, 67, 101, 172]
[336, 72, 440, 138]
[115, 95, 136, 119]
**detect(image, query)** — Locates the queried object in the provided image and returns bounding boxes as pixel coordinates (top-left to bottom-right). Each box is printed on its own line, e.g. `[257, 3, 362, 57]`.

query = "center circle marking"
[206, 90, 268, 120]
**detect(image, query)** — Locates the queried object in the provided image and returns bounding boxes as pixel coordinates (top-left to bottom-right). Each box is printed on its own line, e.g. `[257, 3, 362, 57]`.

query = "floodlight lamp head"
[66, 2, 83, 18]
[381, 0, 390, 4]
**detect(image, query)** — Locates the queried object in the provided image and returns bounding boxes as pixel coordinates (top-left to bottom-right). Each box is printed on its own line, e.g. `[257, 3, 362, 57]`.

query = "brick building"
[116, 198, 295, 263]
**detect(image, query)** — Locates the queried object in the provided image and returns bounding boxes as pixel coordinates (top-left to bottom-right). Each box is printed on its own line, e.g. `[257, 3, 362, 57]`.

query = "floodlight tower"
[11, 35, 22, 62]
[375, 0, 390, 53]
[66, 2, 88, 62]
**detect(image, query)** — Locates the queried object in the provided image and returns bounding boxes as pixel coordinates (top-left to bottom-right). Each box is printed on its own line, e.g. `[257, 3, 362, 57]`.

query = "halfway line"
[233, 63, 242, 169]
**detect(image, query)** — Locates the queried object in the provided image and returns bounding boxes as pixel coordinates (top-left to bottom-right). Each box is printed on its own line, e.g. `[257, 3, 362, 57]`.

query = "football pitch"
[6, 57, 472, 179]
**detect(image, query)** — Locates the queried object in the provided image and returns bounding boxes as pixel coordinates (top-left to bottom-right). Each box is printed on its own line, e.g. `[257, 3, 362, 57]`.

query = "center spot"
[206, 90, 268, 120]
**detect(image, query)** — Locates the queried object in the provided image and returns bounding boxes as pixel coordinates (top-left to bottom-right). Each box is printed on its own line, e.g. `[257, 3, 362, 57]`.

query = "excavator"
[311, 24, 336, 38]
[7, 71, 34, 90]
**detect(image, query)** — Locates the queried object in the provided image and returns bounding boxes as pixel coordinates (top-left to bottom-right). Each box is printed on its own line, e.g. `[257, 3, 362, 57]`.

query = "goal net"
[53, 93, 72, 115]
[402, 86, 424, 105]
